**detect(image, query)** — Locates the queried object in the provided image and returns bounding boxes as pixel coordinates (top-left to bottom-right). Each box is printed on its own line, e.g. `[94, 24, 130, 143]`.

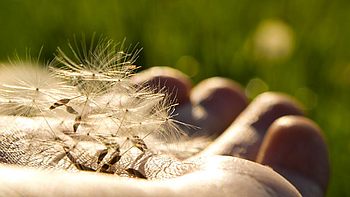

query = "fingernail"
[131, 67, 192, 105]
[257, 116, 330, 195]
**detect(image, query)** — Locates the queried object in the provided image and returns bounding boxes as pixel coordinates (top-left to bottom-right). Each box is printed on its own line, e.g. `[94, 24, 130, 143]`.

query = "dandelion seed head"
[0, 38, 190, 178]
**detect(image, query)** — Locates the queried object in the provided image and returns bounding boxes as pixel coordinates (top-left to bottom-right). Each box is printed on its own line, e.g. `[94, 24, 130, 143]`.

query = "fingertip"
[177, 77, 248, 137]
[241, 92, 304, 132]
[190, 77, 247, 119]
[257, 116, 330, 196]
[131, 66, 192, 105]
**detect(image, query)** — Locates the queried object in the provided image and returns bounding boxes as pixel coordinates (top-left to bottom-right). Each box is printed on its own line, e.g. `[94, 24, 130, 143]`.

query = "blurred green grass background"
[0, 0, 349, 196]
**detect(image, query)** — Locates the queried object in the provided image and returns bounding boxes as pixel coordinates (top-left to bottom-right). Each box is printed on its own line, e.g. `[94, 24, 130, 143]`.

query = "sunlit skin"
[0, 67, 329, 197]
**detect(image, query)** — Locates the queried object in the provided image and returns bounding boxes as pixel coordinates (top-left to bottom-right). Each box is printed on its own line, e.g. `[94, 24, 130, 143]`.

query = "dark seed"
[97, 149, 108, 164]
[66, 106, 78, 114]
[126, 168, 147, 179]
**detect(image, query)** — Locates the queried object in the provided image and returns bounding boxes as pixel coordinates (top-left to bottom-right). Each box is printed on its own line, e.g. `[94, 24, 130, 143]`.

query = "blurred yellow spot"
[340, 64, 350, 85]
[245, 78, 269, 99]
[252, 19, 295, 62]
[175, 56, 199, 77]
[294, 87, 318, 110]
[328, 63, 350, 87]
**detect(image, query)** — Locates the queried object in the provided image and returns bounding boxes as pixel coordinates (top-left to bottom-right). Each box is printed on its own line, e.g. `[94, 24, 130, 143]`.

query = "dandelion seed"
[127, 135, 148, 152]
[65, 106, 78, 115]
[49, 98, 71, 110]
[73, 115, 82, 132]
[0, 64, 77, 117]
[125, 168, 147, 179]
[96, 149, 108, 165]
[97, 145, 121, 173]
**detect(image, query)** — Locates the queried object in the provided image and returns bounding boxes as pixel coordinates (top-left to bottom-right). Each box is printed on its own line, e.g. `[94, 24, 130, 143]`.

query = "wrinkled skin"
[0, 67, 329, 197]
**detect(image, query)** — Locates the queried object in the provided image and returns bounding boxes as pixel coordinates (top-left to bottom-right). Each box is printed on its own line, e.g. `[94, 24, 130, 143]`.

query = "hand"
[0, 67, 329, 197]
[132, 66, 330, 196]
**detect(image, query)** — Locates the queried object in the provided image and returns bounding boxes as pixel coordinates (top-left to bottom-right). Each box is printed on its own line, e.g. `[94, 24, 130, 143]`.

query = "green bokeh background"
[0, 1, 349, 196]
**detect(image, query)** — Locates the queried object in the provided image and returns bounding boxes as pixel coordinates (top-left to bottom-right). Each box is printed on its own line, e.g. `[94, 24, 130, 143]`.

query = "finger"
[200, 92, 303, 160]
[175, 77, 247, 137]
[256, 116, 330, 197]
[131, 66, 192, 105]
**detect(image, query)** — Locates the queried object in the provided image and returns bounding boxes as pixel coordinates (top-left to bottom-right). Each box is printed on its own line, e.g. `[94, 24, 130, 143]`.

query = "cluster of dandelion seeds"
[0, 39, 184, 178]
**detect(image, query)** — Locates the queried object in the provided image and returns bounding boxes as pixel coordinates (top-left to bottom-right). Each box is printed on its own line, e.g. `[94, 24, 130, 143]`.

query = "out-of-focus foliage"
[0, 0, 349, 196]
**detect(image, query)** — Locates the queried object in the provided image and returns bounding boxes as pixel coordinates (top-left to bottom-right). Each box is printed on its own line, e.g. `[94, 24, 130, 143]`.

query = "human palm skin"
[0, 66, 329, 197]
